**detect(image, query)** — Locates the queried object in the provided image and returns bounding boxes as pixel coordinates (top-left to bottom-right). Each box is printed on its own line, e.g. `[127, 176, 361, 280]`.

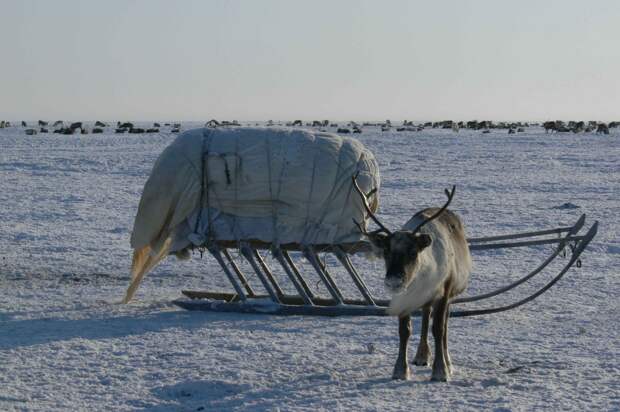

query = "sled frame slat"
[240, 243, 280, 303]
[334, 246, 377, 306]
[282, 250, 315, 299]
[272, 248, 314, 306]
[221, 248, 256, 297]
[252, 249, 285, 297]
[207, 245, 247, 302]
[303, 246, 345, 305]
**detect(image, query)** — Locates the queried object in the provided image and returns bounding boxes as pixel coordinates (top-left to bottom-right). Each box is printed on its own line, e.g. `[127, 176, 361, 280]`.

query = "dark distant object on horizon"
[40, 128, 48, 133]
[53, 120, 64, 127]
[153, 122, 161, 128]
[337, 128, 350, 134]
[146, 128, 159, 133]
[119, 122, 134, 129]
[68, 122, 87, 134]
[542, 120, 611, 134]
[596, 123, 609, 135]
[570, 121, 585, 133]
[25, 128, 37, 135]
[95, 121, 106, 127]
[215, 120, 239, 127]
[21, 121, 27, 127]
[551, 202, 580, 210]
[53, 123, 86, 135]
[435, 120, 454, 129]
[38, 120, 48, 126]
[206, 119, 220, 128]
[543, 120, 562, 133]
[93, 128, 104, 134]
[466, 120, 494, 130]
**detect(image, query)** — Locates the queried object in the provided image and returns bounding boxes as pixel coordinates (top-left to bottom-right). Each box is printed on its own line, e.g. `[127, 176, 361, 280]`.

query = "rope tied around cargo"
[301, 138, 321, 245]
[190, 128, 214, 250]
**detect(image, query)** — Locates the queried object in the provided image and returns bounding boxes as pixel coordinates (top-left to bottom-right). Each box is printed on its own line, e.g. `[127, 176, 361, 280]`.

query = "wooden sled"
[173, 214, 598, 317]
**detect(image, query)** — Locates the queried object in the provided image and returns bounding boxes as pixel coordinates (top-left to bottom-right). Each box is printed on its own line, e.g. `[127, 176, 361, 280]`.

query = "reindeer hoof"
[392, 368, 411, 380]
[412, 355, 430, 366]
[430, 370, 450, 382]
[412, 344, 431, 366]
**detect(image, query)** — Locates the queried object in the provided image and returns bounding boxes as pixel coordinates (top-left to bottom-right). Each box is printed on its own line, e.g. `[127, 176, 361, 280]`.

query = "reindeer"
[352, 177, 472, 381]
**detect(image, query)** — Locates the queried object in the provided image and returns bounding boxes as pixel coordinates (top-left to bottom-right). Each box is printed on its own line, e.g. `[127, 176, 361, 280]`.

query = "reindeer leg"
[431, 295, 450, 382]
[443, 303, 453, 375]
[412, 305, 432, 366]
[392, 315, 411, 380]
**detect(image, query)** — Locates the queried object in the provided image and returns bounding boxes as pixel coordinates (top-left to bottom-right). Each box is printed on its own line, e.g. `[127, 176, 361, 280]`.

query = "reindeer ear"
[414, 233, 432, 249]
[368, 232, 390, 250]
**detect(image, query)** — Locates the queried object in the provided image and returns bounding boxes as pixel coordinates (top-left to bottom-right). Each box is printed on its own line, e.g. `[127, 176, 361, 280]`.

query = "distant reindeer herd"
[0, 118, 617, 136]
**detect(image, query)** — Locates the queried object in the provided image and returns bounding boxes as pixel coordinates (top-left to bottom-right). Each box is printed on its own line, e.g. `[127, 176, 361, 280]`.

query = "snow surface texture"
[0, 124, 618, 411]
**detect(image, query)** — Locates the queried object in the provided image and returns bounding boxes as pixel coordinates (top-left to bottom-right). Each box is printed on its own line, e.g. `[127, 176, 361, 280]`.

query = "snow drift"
[124, 127, 380, 302]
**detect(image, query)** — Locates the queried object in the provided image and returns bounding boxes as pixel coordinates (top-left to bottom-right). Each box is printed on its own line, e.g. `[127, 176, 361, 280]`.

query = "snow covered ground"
[0, 123, 618, 411]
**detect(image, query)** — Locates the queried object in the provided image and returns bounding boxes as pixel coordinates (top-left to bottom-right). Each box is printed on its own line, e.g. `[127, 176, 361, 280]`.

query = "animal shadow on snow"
[145, 380, 251, 411]
[0, 310, 303, 350]
[0, 311, 208, 350]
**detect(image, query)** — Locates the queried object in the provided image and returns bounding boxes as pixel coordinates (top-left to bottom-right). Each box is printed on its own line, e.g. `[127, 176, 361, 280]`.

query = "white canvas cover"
[123, 127, 380, 302]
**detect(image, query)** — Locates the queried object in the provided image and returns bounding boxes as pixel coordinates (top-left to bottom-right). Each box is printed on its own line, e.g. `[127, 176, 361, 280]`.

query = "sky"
[1, 0, 619, 122]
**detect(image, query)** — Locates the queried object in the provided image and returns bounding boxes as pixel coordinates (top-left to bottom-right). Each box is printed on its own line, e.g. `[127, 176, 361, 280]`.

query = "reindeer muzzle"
[385, 275, 405, 292]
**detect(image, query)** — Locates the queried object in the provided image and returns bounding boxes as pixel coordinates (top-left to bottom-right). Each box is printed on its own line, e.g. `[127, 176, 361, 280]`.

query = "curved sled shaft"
[453, 214, 585, 304]
[467, 214, 585, 244]
[450, 220, 598, 317]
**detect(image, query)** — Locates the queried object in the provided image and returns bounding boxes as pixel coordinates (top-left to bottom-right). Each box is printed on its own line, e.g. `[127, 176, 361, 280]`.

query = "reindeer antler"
[351, 173, 392, 235]
[411, 185, 456, 235]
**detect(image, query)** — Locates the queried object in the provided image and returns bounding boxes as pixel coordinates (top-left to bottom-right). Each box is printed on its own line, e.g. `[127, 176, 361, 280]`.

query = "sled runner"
[172, 213, 598, 317]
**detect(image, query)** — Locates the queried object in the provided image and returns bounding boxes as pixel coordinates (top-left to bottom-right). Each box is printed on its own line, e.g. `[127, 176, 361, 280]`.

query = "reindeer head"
[352, 174, 455, 293]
